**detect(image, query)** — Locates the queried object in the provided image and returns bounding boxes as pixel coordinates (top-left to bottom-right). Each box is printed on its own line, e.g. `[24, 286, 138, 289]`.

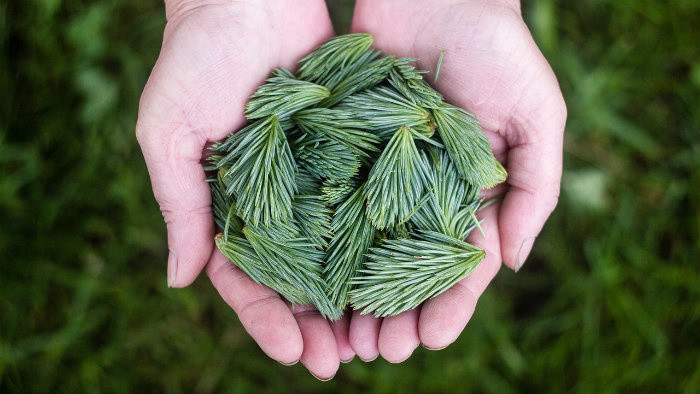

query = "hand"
[348, 0, 566, 362]
[135, 0, 353, 379]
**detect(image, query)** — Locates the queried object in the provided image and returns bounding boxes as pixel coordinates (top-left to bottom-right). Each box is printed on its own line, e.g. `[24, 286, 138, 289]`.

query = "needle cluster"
[207, 34, 506, 319]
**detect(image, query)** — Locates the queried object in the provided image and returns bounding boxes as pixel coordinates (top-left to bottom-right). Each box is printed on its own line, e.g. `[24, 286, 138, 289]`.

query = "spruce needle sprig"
[297, 33, 375, 89]
[216, 234, 312, 302]
[292, 195, 332, 248]
[293, 108, 380, 157]
[292, 132, 361, 182]
[431, 103, 507, 188]
[242, 223, 341, 319]
[336, 86, 435, 139]
[320, 53, 395, 107]
[411, 148, 484, 240]
[389, 57, 443, 107]
[210, 168, 242, 233]
[245, 68, 330, 120]
[348, 231, 485, 317]
[213, 116, 297, 227]
[295, 166, 321, 195]
[321, 178, 359, 206]
[364, 126, 431, 230]
[323, 184, 376, 309]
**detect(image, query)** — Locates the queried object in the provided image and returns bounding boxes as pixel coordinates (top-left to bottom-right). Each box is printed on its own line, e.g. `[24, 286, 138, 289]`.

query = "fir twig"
[216, 233, 311, 302]
[320, 53, 395, 107]
[295, 166, 321, 195]
[211, 168, 243, 233]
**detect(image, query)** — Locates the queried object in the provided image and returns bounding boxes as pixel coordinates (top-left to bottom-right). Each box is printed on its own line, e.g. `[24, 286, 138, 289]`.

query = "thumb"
[136, 99, 214, 288]
[499, 87, 566, 271]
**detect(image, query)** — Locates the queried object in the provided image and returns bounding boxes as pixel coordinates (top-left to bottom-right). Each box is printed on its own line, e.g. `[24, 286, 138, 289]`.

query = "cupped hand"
[135, 0, 354, 379]
[348, 0, 566, 362]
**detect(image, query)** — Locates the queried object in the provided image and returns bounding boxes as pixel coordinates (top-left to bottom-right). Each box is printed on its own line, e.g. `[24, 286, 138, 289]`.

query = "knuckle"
[291, 306, 322, 319]
[238, 294, 281, 319]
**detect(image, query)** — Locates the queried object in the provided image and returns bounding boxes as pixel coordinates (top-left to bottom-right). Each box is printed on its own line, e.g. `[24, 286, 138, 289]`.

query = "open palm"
[347, 0, 566, 362]
[136, 0, 348, 379]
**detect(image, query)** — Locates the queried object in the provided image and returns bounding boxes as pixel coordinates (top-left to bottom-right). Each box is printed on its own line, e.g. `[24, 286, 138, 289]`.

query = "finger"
[348, 310, 382, 361]
[291, 304, 340, 381]
[500, 92, 566, 271]
[378, 308, 420, 363]
[419, 202, 502, 350]
[136, 104, 214, 288]
[206, 249, 303, 364]
[330, 312, 356, 363]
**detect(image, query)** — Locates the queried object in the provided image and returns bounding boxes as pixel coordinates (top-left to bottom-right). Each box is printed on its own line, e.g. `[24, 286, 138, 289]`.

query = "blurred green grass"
[1, 0, 699, 392]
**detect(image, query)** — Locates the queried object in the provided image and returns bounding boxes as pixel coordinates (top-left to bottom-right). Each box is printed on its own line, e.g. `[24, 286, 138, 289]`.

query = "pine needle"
[434, 50, 445, 83]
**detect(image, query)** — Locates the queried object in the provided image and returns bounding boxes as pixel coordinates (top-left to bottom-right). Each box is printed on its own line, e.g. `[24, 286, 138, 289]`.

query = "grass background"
[1, 0, 699, 392]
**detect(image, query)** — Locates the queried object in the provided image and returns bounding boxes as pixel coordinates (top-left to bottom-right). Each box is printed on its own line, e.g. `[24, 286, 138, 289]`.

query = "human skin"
[136, 0, 565, 377]
[347, 0, 566, 362]
[135, 0, 352, 380]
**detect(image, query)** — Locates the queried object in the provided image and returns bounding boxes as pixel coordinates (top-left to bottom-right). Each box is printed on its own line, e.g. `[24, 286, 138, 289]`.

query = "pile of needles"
[207, 34, 506, 320]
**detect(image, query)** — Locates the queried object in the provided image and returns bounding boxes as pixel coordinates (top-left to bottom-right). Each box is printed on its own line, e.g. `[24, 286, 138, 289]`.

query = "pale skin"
[136, 0, 565, 380]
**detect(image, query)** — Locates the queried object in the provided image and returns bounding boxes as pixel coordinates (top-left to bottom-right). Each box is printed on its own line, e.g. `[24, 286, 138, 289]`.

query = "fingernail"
[167, 251, 178, 287]
[340, 356, 355, 364]
[515, 236, 536, 272]
[422, 343, 448, 351]
[279, 359, 299, 366]
[311, 372, 336, 382]
[359, 355, 378, 362]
